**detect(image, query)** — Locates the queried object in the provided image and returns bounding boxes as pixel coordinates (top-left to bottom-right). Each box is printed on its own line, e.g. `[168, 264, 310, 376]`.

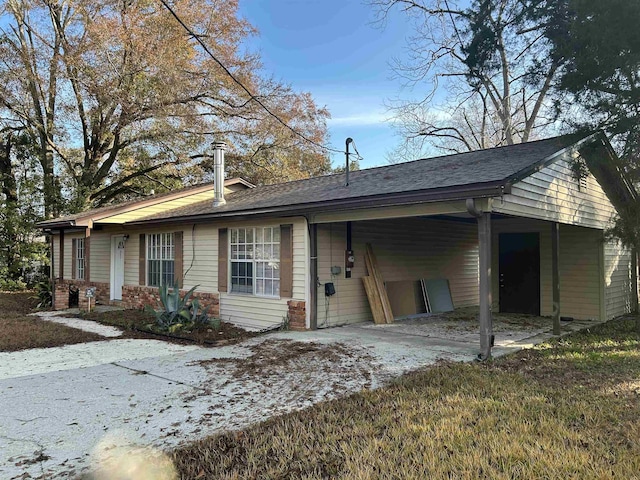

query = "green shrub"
[0, 277, 27, 291]
[33, 279, 53, 308]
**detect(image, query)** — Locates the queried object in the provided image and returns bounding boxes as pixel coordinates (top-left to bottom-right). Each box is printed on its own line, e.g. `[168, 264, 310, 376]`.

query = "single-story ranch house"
[38, 132, 638, 357]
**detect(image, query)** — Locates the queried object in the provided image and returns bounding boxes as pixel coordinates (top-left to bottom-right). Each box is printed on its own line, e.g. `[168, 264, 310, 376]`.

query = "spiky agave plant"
[144, 283, 222, 331]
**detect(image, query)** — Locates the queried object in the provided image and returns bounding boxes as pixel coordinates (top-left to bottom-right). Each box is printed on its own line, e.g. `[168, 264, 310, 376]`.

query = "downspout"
[465, 198, 482, 218]
[309, 222, 318, 330]
[466, 198, 494, 361]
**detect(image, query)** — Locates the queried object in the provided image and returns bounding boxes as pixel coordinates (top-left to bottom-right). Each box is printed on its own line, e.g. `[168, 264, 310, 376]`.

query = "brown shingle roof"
[131, 134, 586, 224]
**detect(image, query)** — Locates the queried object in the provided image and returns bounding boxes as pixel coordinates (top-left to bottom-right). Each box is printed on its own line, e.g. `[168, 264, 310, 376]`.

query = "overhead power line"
[158, 0, 345, 156]
[350, 139, 363, 161]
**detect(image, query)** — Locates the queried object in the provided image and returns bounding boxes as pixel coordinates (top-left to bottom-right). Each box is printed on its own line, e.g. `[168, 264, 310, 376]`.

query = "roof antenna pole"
[345, 137, 353, 187]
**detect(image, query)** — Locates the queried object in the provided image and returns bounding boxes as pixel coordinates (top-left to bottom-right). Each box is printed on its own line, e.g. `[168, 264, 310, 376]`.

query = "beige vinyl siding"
[492, 218, 601, 320]
[559, 225, 601, 320]
[63, 232, 84, 280]
[177, 218, 308, 297]
[493, 156, 617, 230]
[101, 190, 215, 224]
[218, 217, 307, 331]
[123, 225, 179, 287]
[182, 224, 218, 293]
[89, 231, 112, 284]
[121, 217, 307, 331]
[316, 218, 479, 327]
[123, 230, 141, 287]
[604, 240, 634, 319]
[316, 223, 370, 327]
[99, 185, 242, 224]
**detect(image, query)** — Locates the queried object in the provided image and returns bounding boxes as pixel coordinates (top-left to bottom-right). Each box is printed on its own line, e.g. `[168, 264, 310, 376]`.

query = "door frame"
[110, 235, 126, 301]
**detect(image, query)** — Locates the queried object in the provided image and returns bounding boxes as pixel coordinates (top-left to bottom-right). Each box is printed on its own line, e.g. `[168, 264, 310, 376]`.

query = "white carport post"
[478, 211, 493, 360]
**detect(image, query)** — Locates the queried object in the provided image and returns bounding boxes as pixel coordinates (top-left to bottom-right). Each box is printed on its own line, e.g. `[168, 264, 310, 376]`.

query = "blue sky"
[238, 0, 411, 169]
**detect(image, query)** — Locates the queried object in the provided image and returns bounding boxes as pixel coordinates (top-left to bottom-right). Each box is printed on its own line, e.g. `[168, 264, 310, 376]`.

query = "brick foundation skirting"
[121, 285, 220, 317]
[287, 300, 307, 331]
[53, 279, 110, 311]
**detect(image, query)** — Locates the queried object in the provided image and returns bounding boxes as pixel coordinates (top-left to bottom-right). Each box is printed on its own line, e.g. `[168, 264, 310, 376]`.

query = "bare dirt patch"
[175, 339, 377, 435]
[385, 306, 553, 339]
[80, 309, 256, 346]
[0, 292, 104, 352]
[435, 305, 552, 330]
[196, 339, 366, 379]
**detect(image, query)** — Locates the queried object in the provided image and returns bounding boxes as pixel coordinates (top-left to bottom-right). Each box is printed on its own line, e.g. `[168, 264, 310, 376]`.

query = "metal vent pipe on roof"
[212, 141, 227, 207]
[345, 137, 353, 187]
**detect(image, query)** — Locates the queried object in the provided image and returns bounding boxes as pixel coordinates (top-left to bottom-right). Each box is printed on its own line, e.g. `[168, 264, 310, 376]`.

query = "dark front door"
[499, 232, 540, 315]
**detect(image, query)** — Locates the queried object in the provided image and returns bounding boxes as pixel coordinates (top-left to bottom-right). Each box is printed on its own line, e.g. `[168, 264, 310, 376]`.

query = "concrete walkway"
[0, 340, 201, 380]
[28, 311, 124, 338]
[0, 315, 605, 479]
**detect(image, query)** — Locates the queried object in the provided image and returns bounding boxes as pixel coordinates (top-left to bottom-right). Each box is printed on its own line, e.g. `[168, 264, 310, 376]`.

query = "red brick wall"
[53, 282, 69, 310]
[287, 300, 307, 331]
[53, 279, 110, 311]
[121, 285, 220, 317]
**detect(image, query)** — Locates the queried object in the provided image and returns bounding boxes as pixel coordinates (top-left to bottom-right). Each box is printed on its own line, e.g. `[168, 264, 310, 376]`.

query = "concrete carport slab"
[0, 315, 604, 479]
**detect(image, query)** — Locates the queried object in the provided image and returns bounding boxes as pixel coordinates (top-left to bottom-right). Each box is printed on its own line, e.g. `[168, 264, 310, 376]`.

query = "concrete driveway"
[0, 314, 602, 479]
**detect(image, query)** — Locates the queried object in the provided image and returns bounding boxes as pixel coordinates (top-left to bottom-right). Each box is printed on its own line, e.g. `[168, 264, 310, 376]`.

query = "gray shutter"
[71, 238, 77, 280]
[174, 231, 183, 288]
[280, 224, 293, 298]
[218, 228, 228, 293]
[139, 234, 146, 286]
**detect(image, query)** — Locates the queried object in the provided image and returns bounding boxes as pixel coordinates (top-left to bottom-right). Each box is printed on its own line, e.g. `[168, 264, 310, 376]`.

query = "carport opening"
[498, 232, 540, 315]
[315, 215, 480, 328]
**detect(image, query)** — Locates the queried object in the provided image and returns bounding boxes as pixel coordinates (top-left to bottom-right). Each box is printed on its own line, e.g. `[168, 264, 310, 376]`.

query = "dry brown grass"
[0, 292, 103, 352]
[171, 316, 640, 479]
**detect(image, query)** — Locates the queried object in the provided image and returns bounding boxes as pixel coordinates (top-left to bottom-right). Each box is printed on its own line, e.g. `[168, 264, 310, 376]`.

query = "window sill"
[227, 291, 281, 300]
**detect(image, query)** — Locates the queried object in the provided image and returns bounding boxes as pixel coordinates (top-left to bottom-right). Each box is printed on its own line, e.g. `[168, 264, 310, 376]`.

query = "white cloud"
[327, 111, 392, 127]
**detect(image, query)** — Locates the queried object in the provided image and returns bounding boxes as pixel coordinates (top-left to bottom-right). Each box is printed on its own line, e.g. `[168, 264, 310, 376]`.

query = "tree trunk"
[0, 135, 21, 280]
[40, 141, 60, 218]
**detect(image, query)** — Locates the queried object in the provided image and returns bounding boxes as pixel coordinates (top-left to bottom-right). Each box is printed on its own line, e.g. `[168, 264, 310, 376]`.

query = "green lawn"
[171, 317, 640, 479]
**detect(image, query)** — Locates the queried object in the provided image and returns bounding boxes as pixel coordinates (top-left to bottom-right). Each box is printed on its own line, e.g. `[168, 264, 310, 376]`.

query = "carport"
[310, 205, 571, 360]
[307, 134, 638, 360]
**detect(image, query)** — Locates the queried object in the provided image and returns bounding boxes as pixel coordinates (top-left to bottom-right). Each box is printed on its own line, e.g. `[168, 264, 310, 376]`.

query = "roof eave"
[226, 177, 256, 189]
[124, 181, 510, 227]
[36, 220, 76, 229]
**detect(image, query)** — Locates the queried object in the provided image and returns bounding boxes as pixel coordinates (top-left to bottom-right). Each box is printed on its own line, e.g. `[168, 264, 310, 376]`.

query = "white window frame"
[230, 226, 280, 298]
[76, 238, 85, 280]
[147, 233, 175, 287]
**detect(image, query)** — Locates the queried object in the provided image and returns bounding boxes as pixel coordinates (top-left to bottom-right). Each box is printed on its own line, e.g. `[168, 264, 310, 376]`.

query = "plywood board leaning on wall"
[364, 243, 394, 324]
[362, 276, 387, 324]
[386, 280, 428, 318]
